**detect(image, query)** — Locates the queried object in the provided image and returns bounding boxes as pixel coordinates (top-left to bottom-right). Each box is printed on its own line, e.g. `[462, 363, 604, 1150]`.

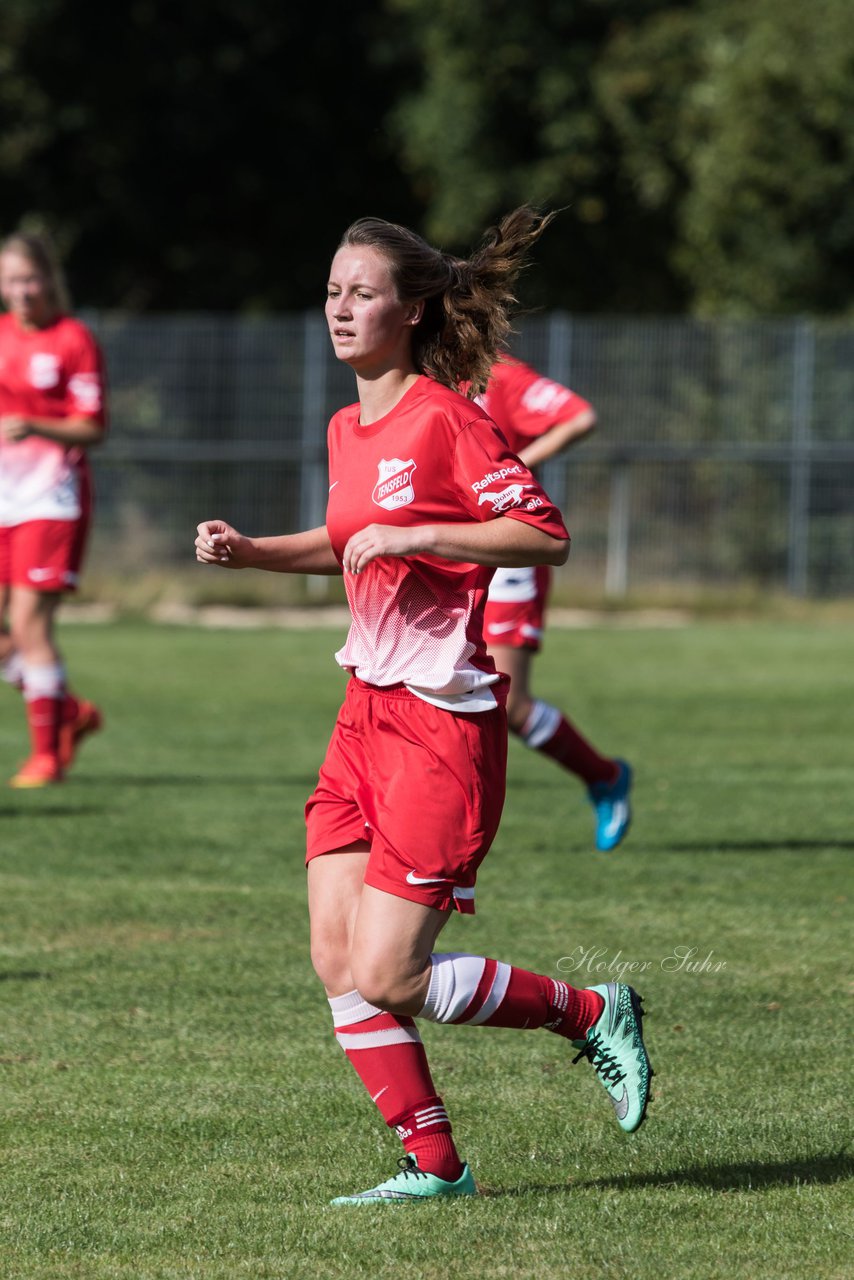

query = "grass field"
[1, 617, 851, 1279]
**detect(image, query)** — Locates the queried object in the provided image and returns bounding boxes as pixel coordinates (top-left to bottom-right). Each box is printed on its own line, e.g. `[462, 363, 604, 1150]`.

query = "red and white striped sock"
[1, 649, 24, 690]
[418, 952, 604, 1040]
[22, 663, 65, 761]
[329, 990, 463, 1182]
[520, 699, 617, 787]
[61, 691, 81, 725]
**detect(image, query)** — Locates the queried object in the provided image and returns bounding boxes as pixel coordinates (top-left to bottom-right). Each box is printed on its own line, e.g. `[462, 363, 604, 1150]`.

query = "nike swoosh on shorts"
[486, 621, 518, 635]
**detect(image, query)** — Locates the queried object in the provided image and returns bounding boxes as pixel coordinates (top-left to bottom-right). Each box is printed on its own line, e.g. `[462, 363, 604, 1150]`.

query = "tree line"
[1, 0, 852, 315]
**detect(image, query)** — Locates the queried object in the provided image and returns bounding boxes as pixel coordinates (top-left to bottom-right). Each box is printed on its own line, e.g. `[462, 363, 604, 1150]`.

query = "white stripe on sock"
[415, 1107, 448, 1129]
[419, 952, 487, 1023]
[328, 989, 384, 1028]
[1, 652, 24, 686]
[415, 1105, 448, 1121]
[22, 662, 65, 701]
[462, 960, 512, 1025]
[520, 699, 562, 749]
[335, 1024, 423, 1051]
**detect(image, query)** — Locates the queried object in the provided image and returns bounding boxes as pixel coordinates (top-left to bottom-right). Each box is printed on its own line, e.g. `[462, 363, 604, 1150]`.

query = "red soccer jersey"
[325, 376, 568, 706]
[476, 356, 592, 456]
[0, 313, 107, 525]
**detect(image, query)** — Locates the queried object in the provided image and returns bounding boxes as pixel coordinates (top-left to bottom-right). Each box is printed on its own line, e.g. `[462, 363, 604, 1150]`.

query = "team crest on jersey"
[372, 458, 417, 510]
[29, 352, 61, 390]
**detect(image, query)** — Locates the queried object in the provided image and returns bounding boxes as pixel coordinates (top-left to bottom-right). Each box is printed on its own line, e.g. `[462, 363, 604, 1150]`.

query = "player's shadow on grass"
[0, 970, 51, 982]
[67, 773, 319, 788]
[655, 839, 854, 853]
[577, 1150, 853, 1192]
[0, 805, 106, 818]
[487, 1150, 852, 1197]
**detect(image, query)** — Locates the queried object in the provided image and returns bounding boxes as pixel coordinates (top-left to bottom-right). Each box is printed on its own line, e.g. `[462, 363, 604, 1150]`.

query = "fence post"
[539, 312, 573, 506]
[787, 319, 815, 596]
[547, 310, 573, 384]
[301, 311, 330, 599]
[605, 460, 631, 598]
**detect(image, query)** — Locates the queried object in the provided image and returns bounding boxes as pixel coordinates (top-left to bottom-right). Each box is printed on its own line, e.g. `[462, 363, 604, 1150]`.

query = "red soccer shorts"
[0, 518, 90, 592]
[483, 564, 551, 652]
[305, 677, 508, 914]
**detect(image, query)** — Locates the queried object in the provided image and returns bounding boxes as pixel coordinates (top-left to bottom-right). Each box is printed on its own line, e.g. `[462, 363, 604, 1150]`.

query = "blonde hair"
[0, 231, 71, 313]
[337, 207, 556, 396]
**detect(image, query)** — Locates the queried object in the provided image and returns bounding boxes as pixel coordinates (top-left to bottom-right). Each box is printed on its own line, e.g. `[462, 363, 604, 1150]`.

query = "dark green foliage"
[1, 2, 852, 313]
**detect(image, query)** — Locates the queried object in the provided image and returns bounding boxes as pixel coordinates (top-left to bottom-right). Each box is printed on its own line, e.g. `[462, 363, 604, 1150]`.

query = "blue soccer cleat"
[588, 759, 632, 851]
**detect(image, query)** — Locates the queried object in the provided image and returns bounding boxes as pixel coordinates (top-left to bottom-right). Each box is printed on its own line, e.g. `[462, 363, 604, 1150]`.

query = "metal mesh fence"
[82, 311, 854, 599]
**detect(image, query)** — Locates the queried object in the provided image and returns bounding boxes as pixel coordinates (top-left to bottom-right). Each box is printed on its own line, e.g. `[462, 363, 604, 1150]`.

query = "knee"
[310, 931, 423, 1009]
[506, 694, 532, 736]
[9, 614, 49, 656]
[350, 954, 420, 1014]
[350, 957, 397, 1011]
[8, 619, 28, 653]
[309, 932, 353, 996]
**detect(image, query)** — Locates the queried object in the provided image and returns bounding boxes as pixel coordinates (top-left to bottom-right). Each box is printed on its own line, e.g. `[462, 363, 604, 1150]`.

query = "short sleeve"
[499, 361, 592, 442]
[453, 417, 569, 540]
[66, 325, 107, 423]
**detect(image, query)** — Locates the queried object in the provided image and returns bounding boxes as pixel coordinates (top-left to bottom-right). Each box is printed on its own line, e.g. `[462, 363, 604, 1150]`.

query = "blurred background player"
[477, 354, 632, 851]
[0, 231, 106, 787]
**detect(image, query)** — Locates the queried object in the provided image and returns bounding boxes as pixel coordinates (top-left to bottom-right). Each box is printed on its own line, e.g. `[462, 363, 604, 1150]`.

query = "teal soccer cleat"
[588, 759, 632, 851]
[330, 1154, 477, 1204]
[571, 982, 653, 1132]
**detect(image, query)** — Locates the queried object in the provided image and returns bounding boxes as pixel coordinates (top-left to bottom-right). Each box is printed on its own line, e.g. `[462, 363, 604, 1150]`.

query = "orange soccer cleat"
[9, 753, 64, 788]
[58, 699, 103, 770]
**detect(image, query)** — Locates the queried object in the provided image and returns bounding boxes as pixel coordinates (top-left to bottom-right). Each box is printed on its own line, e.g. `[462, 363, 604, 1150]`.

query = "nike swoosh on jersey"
[328, 480, 339, 491]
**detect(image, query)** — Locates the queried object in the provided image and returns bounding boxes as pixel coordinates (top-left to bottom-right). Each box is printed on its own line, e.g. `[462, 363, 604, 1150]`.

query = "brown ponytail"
[337, 206, 556, 395]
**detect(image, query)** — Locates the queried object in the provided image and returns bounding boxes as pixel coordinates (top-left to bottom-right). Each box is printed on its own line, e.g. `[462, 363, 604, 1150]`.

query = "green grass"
[1, 618, 852, 1280]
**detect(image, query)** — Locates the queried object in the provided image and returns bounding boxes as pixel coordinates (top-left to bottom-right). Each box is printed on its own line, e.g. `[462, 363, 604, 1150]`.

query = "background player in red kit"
[195, 208, 652, 1203]
[0, 232, 106, 787]
[478, 356, 633, 850]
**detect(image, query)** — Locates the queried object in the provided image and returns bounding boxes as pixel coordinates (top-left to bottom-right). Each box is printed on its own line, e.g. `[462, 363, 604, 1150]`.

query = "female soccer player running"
[195, 209, 652, 1202]
[0, 233, 106, 787]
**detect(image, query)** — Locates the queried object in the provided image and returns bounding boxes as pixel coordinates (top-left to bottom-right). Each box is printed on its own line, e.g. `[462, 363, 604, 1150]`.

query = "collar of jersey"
[352, 375, 427, 436]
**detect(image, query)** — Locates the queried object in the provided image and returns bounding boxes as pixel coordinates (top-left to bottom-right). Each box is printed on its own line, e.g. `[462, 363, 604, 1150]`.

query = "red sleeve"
[65, 323, 107, 425]
[452, 417, 569, 540]
[489, 359, 592, 445]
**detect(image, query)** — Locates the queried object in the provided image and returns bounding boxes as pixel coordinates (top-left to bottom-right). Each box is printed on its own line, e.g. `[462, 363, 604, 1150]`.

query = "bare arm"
[0, 415, 106, 447]
[515, 407, 596, 470]
[342, 517, 569, 576]
[195, 520, 341, 575]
